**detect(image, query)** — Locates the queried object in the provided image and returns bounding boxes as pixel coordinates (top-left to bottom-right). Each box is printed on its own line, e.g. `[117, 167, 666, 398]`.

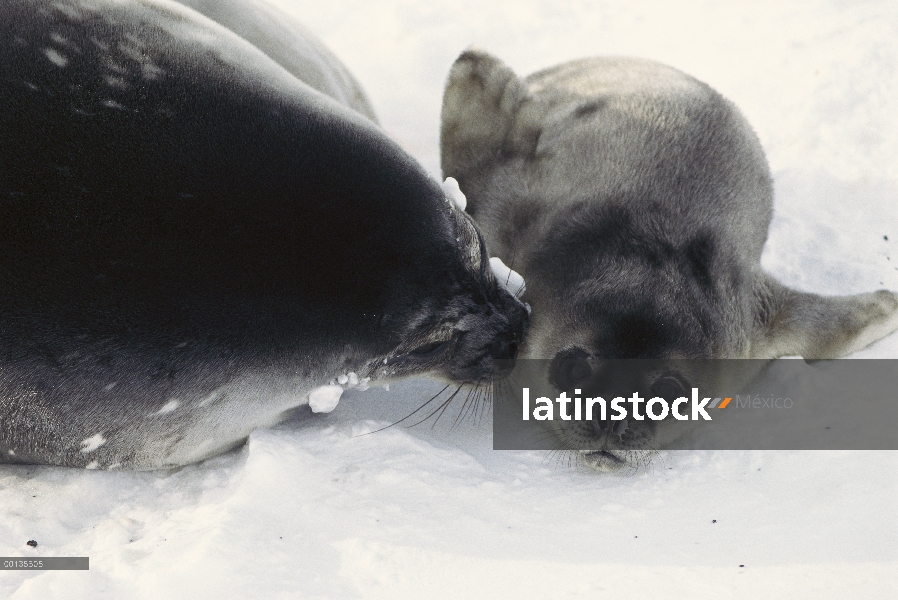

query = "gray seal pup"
[440, 49, 898, 469]
[0, 2, 527, 469]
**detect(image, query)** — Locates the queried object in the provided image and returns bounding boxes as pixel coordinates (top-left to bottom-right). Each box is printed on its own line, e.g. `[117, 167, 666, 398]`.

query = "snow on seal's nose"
[441, 176, 467, 211]
[489, 256, 526, 299]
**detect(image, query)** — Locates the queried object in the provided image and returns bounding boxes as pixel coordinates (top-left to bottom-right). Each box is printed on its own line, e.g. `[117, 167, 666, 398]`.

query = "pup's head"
[439, 49, 754, 463]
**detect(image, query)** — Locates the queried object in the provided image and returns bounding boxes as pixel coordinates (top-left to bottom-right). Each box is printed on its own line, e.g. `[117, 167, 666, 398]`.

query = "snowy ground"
[2, 0, 897, 598]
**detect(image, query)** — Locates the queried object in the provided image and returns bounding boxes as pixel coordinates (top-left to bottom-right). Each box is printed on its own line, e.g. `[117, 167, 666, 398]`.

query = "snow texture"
[1, 1, 897, 598]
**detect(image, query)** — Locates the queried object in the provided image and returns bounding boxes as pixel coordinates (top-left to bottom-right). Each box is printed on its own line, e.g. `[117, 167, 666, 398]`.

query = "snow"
[2, 0, 897, 598]
[489, 256, 526, 299]
[442, 176, 467, 211]
[78, 435, 106, 454]
[308, 385, 344, 414]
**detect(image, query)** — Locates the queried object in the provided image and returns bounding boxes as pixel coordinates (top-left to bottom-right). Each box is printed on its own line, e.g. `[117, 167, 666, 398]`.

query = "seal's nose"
[489, 335, 520, 380]
[491, 357, 516, 380]
[505, 341, 519, 359]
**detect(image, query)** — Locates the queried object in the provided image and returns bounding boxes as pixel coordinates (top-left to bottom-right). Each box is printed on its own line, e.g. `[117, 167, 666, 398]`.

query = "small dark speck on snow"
[27, 540, 37, 548]
[739, 564, 745, 568]
[885, 235, 889, 241]
[712, 520, 717, 523]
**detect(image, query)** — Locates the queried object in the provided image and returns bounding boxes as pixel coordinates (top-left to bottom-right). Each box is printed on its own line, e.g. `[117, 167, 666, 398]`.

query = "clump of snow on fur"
[441, 177, 467, 211]
[152, 400, 180, 415]
[79, 433, 106, 454]
[335, 372, 370, 391]
[489, 256, 526, 298]
[308, 385, 343, 413]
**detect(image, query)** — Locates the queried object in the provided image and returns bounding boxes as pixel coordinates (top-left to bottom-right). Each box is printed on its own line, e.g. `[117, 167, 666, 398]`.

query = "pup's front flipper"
[751, 273, 898, 358]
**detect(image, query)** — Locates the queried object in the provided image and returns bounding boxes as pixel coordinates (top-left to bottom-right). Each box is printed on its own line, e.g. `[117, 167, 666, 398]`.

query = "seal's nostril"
[506, 341, 519, 359]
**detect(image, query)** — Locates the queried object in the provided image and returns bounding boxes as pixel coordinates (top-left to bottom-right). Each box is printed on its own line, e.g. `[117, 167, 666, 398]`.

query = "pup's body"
[441, 51, 898, 467]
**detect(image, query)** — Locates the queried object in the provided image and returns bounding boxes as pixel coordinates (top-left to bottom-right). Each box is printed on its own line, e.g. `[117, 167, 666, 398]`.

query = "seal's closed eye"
[650, 377, 687, 402]
[550, 347, 592, 390]
[408, 340, 452, 358]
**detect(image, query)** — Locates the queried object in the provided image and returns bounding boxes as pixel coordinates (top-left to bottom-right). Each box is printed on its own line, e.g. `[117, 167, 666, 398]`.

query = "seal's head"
[372, 178, 529, 385]
[520, 225, 726, 468]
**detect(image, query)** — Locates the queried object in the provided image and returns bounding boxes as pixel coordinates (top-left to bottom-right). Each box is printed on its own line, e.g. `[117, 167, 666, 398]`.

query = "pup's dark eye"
[650, 377, 686, 401]
[550, 347, 592, 390]
[408, 340, 451, 358]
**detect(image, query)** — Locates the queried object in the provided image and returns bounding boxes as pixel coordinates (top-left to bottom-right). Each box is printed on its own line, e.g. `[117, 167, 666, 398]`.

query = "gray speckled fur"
[176, 0, 377, 121]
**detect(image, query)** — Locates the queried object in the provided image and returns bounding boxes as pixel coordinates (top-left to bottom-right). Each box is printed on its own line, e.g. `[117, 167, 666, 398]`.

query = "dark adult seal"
[0, 1, 527, 469]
